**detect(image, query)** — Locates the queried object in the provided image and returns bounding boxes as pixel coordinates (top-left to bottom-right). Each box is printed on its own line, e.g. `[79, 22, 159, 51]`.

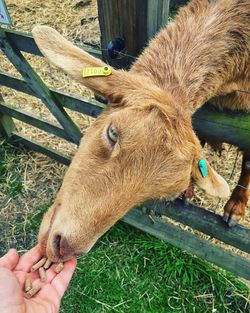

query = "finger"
[51, 258, 77, 299]
[0, 249, 19, 270]
[38, 284, 60, 311]
[0, 268, 24, 309]
[15, 245, 42, 272]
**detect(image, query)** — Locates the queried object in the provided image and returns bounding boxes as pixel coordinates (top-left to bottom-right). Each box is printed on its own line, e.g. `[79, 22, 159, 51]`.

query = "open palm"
[0, 246, 77, 313]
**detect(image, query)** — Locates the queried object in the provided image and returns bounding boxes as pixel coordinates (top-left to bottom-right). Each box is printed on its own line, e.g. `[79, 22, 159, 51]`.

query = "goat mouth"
[39, 233, 49, 256]
[52, 251, 83, 263]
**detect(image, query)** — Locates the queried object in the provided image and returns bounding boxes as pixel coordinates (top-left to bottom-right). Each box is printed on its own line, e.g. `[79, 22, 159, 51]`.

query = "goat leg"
[223, 151, 250, 227]
[181, 179, 195, 206]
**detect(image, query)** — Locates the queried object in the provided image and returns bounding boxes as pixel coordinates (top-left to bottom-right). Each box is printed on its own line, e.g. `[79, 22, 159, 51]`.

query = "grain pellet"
[54, 262, 64, 273]
[43, 259, 52, 269]
[39, 267, 47, 282]
[25, 278, 32, 292]
[24, 285, 41, 299]
[31, 257, 47, 272]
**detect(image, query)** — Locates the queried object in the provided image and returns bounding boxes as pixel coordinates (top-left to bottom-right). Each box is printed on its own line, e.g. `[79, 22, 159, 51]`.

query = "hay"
[0, 0, 249, 261]
[7, 0, 100, 43]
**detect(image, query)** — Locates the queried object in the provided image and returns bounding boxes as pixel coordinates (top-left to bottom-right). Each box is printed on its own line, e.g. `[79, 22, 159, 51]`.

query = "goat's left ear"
[191, 155, 230, 198]
[32, 25, 124, 99]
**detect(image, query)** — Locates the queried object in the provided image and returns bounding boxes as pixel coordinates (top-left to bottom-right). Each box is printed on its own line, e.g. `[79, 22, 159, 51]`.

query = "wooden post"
[0, 94, 15, 138]
[170, 0, 188, 10]
[97, 0, 170, 69]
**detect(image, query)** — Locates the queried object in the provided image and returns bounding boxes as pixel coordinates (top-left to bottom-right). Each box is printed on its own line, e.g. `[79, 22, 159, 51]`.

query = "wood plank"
[52, 89, 104, 117]
[3, 29, 103, 60]
[0, 71, 32, 95]
[97, 0, 170, 69]
[122, 209, 250, 280]
[147, 1, 170, 39]
[170, 0, 189, 10]
[193, 104, 250, 150]
[0, 94, 16, 138]
[0, 72, 104, 117]
[0, 29, 82, 145]
[0, 101, 76, 143]
[4, 29, 42, 56]
[148, 199, 250, 254]
[0, 112, 15, 138]
[74, 43, 103, 60]
[10, 132, 71, 165]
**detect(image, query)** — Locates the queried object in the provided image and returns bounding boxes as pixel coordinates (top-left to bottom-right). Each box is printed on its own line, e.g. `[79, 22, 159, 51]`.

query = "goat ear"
[32, 26, 121, 98]
[191, 154, 230, 198]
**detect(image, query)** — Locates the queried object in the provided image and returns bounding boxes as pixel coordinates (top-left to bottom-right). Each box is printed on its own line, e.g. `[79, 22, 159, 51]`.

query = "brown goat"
[32, 0, 250, 262]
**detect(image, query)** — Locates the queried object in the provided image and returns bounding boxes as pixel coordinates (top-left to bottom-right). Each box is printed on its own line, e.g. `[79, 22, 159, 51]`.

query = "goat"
[32, 0, 250, 262]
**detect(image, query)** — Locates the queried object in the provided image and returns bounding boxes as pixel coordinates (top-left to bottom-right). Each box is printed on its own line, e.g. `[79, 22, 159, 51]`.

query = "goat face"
[33, 26, 229, 261]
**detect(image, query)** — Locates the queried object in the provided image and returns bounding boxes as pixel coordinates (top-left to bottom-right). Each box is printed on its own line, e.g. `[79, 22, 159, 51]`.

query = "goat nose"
[53, 234, 74, 258]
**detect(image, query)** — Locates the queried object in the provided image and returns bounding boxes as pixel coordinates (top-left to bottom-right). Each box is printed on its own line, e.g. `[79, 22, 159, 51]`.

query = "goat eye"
[107, 124, 118, 144]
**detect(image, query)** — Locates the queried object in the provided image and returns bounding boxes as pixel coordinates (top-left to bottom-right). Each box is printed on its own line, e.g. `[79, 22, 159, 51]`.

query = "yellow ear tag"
[82, 66, 112, 78]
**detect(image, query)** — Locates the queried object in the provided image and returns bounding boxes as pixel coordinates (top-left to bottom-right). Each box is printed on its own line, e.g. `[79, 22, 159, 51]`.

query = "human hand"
[0, 246, 77, 313]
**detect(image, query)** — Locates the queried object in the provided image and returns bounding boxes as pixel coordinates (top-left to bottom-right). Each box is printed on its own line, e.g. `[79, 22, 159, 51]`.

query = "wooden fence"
[0, 0, 250, 281]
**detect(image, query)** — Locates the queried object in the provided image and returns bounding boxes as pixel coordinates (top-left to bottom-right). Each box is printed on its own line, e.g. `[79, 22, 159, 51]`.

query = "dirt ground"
[0, 0, 249, 260]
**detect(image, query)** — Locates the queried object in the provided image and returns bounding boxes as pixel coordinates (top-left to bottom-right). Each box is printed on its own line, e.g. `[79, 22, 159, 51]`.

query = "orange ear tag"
[82, 66, 112, 78]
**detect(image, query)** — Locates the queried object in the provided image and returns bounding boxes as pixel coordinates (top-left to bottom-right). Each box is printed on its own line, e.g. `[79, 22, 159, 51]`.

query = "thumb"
[0, 268, 25, 311]
[0, 249, 19, 270]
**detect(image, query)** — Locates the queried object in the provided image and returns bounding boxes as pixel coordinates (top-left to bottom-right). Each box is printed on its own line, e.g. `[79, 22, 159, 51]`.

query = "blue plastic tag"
[198, 159, 208, 178]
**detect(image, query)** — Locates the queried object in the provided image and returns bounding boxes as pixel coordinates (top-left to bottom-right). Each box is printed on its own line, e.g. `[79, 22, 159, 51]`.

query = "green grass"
[0, 141, 23, 197]
[0, 142, 249, 312]
[59, 223, 249, 313]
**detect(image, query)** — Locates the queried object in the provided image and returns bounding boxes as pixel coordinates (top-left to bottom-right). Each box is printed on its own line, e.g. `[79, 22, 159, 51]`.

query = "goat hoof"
[222, 212, 239, 227]
[228, 216, 240, 227]
[223, 198, 246, 227]
[222, 212, 229, 223]
[183, 198, 190, 207]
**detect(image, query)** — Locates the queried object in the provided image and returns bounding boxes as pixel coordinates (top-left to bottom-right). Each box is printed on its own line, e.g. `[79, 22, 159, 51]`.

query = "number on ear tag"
[198, 159, 208, 178]
[82, 66, 112, 78]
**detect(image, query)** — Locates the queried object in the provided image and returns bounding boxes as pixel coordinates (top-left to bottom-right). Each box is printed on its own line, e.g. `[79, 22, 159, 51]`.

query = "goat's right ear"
[192, 158, 230, 198]
[32, 26, 122, 98]
[189, 133, 230, 198]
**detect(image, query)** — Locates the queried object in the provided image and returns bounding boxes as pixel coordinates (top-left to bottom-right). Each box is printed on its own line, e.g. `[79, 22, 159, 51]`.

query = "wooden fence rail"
[0, 27, 250, 280]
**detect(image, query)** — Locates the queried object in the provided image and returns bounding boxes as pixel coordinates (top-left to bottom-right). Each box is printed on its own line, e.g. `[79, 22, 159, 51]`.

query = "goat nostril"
[53, 234, 62, 256]
[53, 234, 74, 258]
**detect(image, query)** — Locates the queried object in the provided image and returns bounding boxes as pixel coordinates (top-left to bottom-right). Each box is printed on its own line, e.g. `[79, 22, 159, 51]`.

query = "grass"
[60, 224, 250, 313]
[0, 142, 249, 313]
[0, 141, 23, 197]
